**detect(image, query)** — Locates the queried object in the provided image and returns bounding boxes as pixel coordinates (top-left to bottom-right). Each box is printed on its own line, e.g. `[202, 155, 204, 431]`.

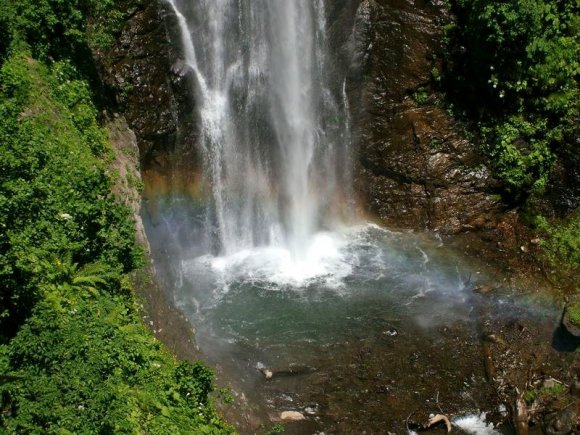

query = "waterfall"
[165, 0, 353, 258]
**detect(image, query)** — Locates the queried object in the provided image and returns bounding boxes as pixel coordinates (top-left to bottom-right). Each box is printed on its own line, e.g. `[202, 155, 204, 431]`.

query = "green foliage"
[568, 301, 580, 327]
[4, 0, 139, 61]
[523, 382, 565, 404]
[267, 423, 286, 434]
[430, 138, 443, 151]
[127, 169, 145, 192]
[43, 254, 115, 296]
[479, 116, 555, 195]
[0, 52, 139, 339]
[0, 285, 231, 433]
[412, 86, 430, 105]
[443, 0, 579, 202]
[51, 60, 109, 154]
[0, 0, 142, 111]
[217, 388, 235, 405]
[539, 212, 580, 271]
[446, 0, 579, 118]
[0, 3, 231, 432]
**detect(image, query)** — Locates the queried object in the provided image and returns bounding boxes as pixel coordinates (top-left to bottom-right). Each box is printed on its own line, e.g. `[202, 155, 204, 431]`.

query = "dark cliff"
[92, 0, 199, 199]
[93, 0, 562, 246]
[353, 0, 504, 234]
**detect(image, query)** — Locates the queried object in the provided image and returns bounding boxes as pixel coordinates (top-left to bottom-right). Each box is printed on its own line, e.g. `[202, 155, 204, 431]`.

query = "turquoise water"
[144, 203, 562, 432]
[173, 224, 475, 354]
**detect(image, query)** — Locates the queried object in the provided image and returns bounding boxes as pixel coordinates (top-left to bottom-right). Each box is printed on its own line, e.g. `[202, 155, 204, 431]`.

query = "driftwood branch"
[515, 389, 529, 435]
[427, 414, 452, 433]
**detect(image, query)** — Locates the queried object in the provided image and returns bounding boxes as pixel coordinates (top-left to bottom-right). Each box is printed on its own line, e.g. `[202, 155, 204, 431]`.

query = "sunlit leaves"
[0, 54, 139, 338]
[445, 0, 579, 202]
[0, 2, 231, 433]
[1, 288, 231, 433]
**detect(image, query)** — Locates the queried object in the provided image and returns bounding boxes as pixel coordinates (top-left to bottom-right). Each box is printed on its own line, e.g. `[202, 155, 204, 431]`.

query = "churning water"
[174, 223, 475, 345]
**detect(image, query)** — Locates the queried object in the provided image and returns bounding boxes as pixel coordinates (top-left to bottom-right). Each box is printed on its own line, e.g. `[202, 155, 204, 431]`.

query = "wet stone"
[280, 411, 306, 421]
[544, 404, 580, 435]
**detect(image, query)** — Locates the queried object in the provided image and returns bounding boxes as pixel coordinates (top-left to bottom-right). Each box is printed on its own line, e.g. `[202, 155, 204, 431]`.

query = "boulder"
[280, 411, 306, 421]
[562, 298, 580, 338]
[544, 403, 580, 435]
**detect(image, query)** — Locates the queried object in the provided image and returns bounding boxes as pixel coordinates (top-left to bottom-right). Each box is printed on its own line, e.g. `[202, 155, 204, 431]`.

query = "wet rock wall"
[92, 0, 201, 202]
[353, 0, 504, 234]
[95, 0, 506, 234]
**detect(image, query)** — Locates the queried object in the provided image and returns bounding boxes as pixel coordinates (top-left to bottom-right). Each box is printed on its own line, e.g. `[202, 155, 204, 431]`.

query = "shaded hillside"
[0, 1, 231, 432]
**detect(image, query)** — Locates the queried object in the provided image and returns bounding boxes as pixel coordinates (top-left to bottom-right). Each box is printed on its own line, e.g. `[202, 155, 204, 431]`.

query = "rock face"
[107, 116, 149, 251]
[353, 0, 503, 233]
[94, 0, 512, 235]
[92, 0, 199, 193]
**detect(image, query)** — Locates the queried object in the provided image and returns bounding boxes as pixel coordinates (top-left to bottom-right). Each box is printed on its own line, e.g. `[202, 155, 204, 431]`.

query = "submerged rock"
[269, 365, 317, 380]
[473, 284, 496, 295]
[261, 368, 273, 380]
[543, 403, 580, 435]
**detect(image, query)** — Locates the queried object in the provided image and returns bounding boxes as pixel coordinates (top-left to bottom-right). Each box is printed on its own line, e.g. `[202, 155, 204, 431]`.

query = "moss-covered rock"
[563, 297, 580, 337]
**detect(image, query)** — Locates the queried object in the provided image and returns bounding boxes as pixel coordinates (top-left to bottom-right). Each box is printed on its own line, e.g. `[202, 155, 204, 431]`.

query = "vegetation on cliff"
[441, 0, 579, 273]
[568, 300, 580, 327]
[0, 1, 230, 432]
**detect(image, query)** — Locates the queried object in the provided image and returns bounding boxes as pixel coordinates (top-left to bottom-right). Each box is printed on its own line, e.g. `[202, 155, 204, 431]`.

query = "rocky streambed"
[213, 277, 578, 434]
[138, 220, 578, 434]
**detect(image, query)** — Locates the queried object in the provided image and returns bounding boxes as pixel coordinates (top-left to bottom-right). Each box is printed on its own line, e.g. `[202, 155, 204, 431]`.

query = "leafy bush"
[268, 423, 286, 434]
[479, 116, 555, 195]
[5, 0, 140, 61]
[443, 0, 579, 202]
[0, 52, 139, 339]
[523, 382, 565, 404]
[537, 211, 580, 271]
[0, 2, 231, 432]
[1, 283, 230, 433]
[568, 300, 580, 327]
[412, 86, 430, 105]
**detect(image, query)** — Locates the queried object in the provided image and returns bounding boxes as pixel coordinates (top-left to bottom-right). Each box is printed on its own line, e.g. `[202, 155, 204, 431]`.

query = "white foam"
[204, 231, 353, 290]
[453, 413, 500, 434]
[180, 223, 472, 307]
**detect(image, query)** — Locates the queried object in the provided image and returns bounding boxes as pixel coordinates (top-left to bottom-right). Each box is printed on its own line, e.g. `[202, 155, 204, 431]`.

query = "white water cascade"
[165, 0, 354, 258]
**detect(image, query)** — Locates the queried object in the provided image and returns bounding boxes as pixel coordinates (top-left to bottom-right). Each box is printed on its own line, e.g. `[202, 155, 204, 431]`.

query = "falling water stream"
[143, 1, 564, 433]
[166, 0, 353, 257]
